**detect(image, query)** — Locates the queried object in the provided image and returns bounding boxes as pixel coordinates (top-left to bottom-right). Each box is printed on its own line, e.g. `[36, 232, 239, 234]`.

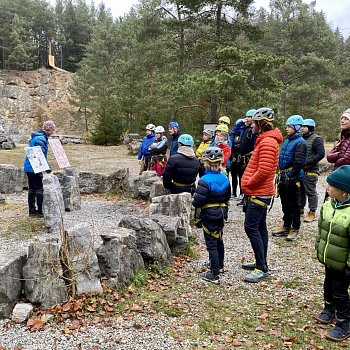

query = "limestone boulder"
[60, 167, 81, 211]
[118, 216, 173, 266]
[65, 225, 102, 295]
[96, 228, 144, 290]
[0, 164, 25, 193]
[78, 169, 129, 194]
[128, 171, 160, 199]
[42, 174, 65, 234]
[0, 251, 27, 319]
[23, 238, 67, 308]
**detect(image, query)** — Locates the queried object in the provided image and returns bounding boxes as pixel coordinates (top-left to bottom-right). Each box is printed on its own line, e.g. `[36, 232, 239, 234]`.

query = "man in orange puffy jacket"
[240, 108, 283, 283]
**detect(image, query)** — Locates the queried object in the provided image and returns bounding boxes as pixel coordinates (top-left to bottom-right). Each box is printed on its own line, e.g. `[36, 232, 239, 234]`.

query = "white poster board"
[24, 146, 50, 174]
[48, 138, 71, 169]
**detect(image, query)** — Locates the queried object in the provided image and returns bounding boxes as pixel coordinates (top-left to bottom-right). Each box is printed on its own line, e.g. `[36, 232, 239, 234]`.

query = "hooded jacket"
[23, 129, 49, 173]
[327, 129, 350, 170]
[316, 198, 350, 271]
[241, 128, 283, 196]
[138, 133, 156, 160]
[162, 146, 200, 194]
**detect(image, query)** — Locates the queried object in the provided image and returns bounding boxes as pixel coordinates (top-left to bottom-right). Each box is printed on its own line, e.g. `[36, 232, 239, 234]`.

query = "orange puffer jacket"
[241, 128, 283, 196]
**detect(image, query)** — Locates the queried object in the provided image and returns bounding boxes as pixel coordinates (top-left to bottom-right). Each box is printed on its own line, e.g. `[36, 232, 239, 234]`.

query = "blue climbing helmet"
[286, 115, 304, 131]
[245, 109, 257, 117]
[302, 118, 316, 127]
[168, 121, 179, 129]
[178, 133, 194, 147]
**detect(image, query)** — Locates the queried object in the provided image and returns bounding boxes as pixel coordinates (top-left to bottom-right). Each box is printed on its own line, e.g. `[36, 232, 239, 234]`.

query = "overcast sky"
[100, 0, 350, 37]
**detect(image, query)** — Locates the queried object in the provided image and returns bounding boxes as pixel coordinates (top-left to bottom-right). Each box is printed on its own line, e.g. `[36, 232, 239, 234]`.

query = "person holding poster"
[23, 120, 56, 216]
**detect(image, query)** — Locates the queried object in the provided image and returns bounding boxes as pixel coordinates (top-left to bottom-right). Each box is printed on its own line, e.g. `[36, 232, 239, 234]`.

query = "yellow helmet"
[215, 124, 229, 133]
[218, 116, 231, 125]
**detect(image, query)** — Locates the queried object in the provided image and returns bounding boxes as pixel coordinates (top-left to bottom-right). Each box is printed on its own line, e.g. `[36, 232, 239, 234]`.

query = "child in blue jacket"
[193, 147, 231, 284]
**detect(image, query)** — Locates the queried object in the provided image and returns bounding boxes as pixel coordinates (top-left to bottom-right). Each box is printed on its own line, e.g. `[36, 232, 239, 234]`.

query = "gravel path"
[0, 176, 326, 349]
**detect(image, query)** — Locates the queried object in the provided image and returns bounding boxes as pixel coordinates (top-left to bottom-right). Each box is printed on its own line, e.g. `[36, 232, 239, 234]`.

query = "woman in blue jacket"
[138, 124, 156, 174]
[23, 120, 56, 216]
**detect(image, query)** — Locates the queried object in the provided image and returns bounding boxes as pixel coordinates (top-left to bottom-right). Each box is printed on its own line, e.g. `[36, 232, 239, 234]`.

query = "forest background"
[1, 0, 349, 144]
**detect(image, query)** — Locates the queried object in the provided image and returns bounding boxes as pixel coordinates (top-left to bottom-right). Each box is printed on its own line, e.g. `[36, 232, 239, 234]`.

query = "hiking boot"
[242, 261, 256, 270]
[244, 269, 269, 283]
[272, 227, 290, 237]
[202, 271, 220, 285]
[286, 229, 299, 241]
[325, 319, 350, 342]
[304, 211, 316, 223]
[205, 262, 225, 274]
[314, 303, 335, 324]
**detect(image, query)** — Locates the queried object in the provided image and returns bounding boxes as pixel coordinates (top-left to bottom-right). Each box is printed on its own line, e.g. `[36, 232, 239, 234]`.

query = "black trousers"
[26, 172, 43, 214]
[278, 182, 301, 230]
[324, 266, 350, 320]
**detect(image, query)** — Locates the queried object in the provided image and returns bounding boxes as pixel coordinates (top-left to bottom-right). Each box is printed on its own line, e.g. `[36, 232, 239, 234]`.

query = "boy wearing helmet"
[138, 124, 156, 174]
[240, 108, 283, 282]
[196, 128, 214, 177]
[163, 134, 200, 194]
[193, 147, 231, 284]
[24, 120, 56, 216]
[149, 126, 168, 177]
[273, 115, 307, 241]
[168, 121, 182, 156]
[300, 119, 325, 222]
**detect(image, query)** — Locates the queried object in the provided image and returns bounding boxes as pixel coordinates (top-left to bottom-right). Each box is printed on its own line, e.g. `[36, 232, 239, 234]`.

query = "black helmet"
[201, 147, 224, 163]
[253, 107, 274, 122]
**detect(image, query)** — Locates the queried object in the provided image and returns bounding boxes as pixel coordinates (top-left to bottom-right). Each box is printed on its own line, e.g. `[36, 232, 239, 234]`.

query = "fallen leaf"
[62, 303, 72, 312]
[62, 327, 72, 334]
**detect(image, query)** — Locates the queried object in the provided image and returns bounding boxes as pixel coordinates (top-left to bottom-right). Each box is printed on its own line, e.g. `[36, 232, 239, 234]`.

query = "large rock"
[96, 228, 144, 290]
[42, 174, 65, 234]
[60, 167, 81, 211]
[65, 225, 103, 295]
[127, 171, 160, 199]
[23, 238, 67, 307]
[0, 164, 25, 193]
[78, 169, 129, 194]
[118, 216, 173, 265]
[149, 193, 193, 251]
[0, 251, 27, 319]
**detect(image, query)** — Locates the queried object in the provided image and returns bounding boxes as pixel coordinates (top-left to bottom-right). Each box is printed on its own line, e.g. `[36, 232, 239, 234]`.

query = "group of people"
[23, 108, 350, 343]
[137, 106, 350, 342]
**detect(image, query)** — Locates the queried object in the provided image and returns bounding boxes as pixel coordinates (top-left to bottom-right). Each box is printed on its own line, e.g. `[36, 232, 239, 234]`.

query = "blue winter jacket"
[23, 129, 49, 173]
[193, 170, 231, 232]
[169, 131, 181, 156]
[278, 133, 307, 182]
[138, 133, 156, 160]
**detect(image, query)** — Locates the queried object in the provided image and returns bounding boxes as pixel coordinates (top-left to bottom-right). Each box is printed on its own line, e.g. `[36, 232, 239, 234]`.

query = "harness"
[201, 203, 227, 239]
[305, 171, 318, 176]
[246, 196, 269, 208]
[171, 180, 195, 187]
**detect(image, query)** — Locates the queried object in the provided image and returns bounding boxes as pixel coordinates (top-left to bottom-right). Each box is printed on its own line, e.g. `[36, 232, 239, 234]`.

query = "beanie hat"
[42, 120, 56, 132]
[326, 165, 350, 194]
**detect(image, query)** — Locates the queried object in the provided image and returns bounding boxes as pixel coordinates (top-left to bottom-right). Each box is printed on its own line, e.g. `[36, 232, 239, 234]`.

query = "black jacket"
[239, 126, 256, 156]
[163, 146, 200, 194]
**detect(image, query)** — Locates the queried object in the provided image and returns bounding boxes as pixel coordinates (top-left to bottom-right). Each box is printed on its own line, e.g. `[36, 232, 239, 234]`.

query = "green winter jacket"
[316, 199, 350, 271]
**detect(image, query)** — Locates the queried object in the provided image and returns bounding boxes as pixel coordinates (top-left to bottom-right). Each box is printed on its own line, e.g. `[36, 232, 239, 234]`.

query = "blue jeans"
[203, 232, 224, 276]
[244, 198, 271, 273]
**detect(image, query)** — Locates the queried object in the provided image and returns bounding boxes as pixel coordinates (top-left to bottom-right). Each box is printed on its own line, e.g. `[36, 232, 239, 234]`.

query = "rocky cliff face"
[0, 68, 85, 143]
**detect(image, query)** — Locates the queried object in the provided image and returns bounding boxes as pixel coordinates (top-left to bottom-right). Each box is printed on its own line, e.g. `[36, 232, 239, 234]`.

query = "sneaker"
[272, 227, 290, 237]
[304, 211, 316, 223]
[325, 320, 350, 342]
[286, 229, 299, 241]
[244, 269, 269, 283]
[205, 262, 225, 274]
[314, 304, 335, 324]
[241, 261, 256, 270]
[202, 271, 220, 285]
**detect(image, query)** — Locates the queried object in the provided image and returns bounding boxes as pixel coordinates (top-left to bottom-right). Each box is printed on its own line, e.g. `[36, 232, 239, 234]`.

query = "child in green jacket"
[315, 165, 350, 342]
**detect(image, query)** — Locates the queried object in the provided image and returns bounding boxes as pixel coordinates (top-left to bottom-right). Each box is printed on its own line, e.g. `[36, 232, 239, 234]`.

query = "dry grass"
[0, 144, 138, 176]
